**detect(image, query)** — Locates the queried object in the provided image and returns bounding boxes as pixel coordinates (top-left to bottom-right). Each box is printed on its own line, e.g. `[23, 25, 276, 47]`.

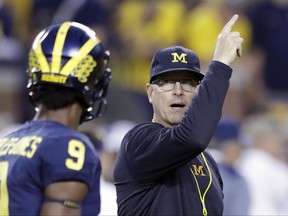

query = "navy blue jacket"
[114, 61, 232, 216]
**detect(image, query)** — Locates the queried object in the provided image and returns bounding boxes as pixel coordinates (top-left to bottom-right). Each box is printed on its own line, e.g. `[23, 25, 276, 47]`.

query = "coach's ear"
[146, 83, 153, 104]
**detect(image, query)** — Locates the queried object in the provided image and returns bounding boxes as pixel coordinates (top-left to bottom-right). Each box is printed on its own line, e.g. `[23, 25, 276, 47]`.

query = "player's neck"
[33, 104, 82, 130]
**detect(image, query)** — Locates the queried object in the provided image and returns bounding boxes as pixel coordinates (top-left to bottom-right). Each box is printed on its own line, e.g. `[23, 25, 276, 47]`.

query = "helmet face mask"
[27, 22, 111, 122]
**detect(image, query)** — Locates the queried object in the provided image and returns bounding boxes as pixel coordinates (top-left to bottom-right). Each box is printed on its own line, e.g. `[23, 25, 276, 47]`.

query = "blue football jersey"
[0, 120, 101, 215]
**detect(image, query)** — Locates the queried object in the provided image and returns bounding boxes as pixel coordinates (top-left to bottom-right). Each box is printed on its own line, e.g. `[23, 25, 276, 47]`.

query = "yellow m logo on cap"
[171, 53, 187, 63]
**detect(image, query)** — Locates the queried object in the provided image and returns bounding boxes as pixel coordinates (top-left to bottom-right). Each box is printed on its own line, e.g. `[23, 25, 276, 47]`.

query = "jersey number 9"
[65, 140, 86, 171]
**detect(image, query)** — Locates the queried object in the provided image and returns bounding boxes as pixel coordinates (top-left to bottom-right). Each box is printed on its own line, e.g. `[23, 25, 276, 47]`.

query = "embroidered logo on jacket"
[192, 165, 206, 176]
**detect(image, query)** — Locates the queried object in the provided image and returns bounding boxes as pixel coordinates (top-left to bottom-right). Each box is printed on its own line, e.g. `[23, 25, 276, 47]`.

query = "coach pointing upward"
[114, 14, 243, 216]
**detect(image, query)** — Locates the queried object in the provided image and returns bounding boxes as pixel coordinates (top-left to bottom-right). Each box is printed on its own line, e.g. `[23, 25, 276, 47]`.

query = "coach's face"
[146, 71, 199, 128]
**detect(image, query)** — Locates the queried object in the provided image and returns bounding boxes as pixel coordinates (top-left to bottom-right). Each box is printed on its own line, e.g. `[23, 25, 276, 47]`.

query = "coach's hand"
[212, 14, 244, 66]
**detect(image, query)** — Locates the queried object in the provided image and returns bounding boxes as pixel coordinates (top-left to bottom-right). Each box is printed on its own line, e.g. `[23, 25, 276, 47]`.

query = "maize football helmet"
[27, 22, 111, 121]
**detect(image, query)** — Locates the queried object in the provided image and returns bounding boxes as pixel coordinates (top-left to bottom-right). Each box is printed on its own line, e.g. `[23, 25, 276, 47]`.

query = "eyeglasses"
[151, 79, 200, 92]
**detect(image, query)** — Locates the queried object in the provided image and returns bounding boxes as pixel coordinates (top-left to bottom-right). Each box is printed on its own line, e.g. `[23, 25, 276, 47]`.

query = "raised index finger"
[221, 14, 239, 34]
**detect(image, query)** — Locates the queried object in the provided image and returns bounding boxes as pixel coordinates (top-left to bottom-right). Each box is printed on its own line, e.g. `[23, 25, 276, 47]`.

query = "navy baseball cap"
[149, 46, 204, 82]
